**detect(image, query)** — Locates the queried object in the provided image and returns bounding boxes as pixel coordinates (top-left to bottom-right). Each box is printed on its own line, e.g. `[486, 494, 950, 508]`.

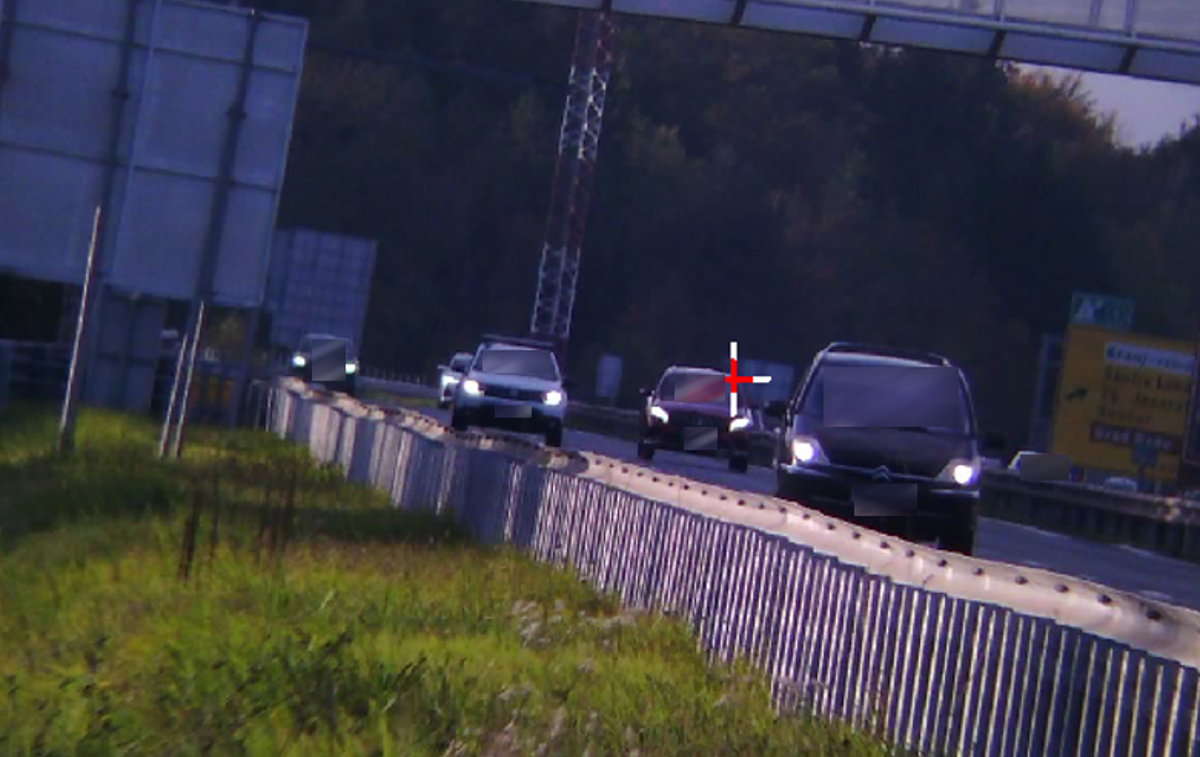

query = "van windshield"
[800, 364, 973, 435]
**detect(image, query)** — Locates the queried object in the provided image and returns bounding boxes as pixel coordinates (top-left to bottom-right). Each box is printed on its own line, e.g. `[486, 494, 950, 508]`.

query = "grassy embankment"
[0, 402, 899, 756]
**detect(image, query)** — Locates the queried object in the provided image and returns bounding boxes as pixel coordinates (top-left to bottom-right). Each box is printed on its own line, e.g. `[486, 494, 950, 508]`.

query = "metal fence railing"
[0, 339, 266, 427]
[0, 340, 72, 402]
[260, 378, 1200, 757]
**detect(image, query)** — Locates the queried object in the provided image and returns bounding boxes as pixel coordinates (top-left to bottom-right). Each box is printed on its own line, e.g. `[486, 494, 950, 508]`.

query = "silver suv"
[449, 337, 569, 447]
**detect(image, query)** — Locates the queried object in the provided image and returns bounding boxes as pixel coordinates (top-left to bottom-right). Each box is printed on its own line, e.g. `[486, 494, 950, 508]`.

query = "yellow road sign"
[1050, 324, 1194, 480]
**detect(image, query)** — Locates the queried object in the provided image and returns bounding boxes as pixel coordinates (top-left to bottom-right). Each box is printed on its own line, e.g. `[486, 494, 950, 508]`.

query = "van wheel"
[451, 410, 468, 432]
[637, 440, 655, 460]
[729, 455, 749, 473]
[545, 427, 563, 448]
[938, 515, 976, 556]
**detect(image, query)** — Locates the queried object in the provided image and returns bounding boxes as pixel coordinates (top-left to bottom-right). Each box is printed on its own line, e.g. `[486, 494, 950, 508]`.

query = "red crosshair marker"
[726, 342, 771, 417]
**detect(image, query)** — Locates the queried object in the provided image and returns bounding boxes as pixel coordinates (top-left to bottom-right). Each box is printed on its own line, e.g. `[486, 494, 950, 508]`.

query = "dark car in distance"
[637, 366, 753, 473]
[766, 343, 1006, 555]
[289, 333, 360, 397]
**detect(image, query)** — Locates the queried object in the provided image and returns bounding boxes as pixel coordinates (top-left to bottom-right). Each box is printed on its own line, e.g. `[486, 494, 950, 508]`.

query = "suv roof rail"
[479, 333, 557, 350]
[821, 342, 952, 367]
[665, 364, 725, 374]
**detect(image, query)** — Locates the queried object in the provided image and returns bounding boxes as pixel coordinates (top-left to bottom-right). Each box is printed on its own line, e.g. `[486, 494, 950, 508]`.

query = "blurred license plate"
[495, 404, 532, 418]
[852, 484, 917, 516]
[683, 427, 718, 450]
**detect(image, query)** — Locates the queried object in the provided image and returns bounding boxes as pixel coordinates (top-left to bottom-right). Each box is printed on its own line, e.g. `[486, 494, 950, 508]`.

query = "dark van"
[765, 343, 1005, 555]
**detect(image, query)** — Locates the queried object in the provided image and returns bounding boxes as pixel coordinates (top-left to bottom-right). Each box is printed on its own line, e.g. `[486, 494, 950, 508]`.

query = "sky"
[1042, 67, 1200, 148]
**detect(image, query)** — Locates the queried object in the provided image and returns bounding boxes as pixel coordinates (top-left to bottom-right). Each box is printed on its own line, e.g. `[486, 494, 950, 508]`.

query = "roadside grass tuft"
[0, 402, 902, 757]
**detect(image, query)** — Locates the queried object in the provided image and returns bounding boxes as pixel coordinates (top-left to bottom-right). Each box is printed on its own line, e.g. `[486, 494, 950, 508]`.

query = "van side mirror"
[765, 400, 787, 419]
[982, 431, 1006, 453]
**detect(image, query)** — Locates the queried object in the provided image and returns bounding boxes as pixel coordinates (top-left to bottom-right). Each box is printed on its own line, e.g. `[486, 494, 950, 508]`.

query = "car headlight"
[650, 406, 669, 423]
[292, 355, 307, 367]
[345, 362, 358, 375]
[938, 458, 980, 486]
[729, 417, 752, 432]
[790, 435, 828, 465]
[462, 379, 483, 396]
[544, 390, 564, 407]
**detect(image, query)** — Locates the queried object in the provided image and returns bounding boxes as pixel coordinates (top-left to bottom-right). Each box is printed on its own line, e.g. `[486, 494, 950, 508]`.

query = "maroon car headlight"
[728, 416, 752, 432]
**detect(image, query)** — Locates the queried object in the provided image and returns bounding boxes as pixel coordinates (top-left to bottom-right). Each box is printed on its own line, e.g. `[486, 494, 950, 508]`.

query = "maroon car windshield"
[660, 373, 727, 404]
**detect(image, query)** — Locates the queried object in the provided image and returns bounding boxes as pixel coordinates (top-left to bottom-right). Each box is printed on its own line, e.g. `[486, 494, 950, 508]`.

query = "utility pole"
[529, 11, 616, 370]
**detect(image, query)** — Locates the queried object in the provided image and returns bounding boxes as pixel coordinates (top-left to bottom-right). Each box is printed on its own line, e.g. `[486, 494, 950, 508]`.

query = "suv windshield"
[659, 372, 727, 404]
[799, 363, 973, 435]
[475, 348, 560, 381]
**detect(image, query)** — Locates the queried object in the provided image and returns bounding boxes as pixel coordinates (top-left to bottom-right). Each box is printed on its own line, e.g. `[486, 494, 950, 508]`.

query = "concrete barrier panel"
[348, 415, 380, 486]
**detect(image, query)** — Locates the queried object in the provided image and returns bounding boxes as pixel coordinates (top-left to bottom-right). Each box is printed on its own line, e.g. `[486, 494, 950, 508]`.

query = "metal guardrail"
[0, 339, 72, 401]
[981, 470, 1200, 562]
[0, 339, 257, 426]
[259, 377, 1200, 757]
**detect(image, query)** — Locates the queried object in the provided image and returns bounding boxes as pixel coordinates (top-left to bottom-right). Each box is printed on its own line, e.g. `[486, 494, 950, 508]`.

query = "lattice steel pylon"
[529, 11, 615, 356]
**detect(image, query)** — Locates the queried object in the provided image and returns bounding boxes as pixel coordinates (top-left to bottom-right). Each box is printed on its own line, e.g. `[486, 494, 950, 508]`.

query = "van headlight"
[938, 458, 980, 486]
[345, 361, 358, 375]
[790, 435, 828, 465]
[544, 390, 564, 407]
[462, 379, 483, 396]
[650, 406, 669, 424]
[292, 355, 307, 368]
[729, 417, 752, 432]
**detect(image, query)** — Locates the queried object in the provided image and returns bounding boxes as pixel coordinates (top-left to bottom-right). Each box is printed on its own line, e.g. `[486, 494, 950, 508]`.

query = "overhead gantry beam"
[509, 0, 1200, 85]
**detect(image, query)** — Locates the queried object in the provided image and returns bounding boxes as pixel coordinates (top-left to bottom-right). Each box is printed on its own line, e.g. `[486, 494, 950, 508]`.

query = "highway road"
[387, 400, 1200, 612]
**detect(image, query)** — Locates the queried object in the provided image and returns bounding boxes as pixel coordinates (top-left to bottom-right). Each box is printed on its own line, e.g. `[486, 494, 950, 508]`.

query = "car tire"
[545, 426, 563, 448]
[775, 471, 806, 503]
[938, 515, 976, 556]
[450, 409, 469, 432]
[729, 455, 749, 473]
[637, 440, 655, 461]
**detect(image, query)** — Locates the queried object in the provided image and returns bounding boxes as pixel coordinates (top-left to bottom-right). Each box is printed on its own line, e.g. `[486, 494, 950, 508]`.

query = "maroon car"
[637, 366, 753, 473]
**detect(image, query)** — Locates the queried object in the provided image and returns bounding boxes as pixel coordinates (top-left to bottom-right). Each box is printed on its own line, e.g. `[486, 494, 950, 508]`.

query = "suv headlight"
[790, 435, 829, 465]
[292, 355, 307, 367]
[650, 406, 669, 424]
[729, 417, 752, 432]
[544, 390, 564, 407]
[938, 458, 980, 486]
[462, 379, 483, 396]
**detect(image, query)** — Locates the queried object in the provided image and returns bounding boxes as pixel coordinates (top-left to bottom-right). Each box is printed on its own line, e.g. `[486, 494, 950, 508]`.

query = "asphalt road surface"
[391, 401, 1200, 612]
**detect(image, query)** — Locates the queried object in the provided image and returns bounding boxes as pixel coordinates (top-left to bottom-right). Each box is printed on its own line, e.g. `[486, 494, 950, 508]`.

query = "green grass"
[0, 402, 899, 757]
